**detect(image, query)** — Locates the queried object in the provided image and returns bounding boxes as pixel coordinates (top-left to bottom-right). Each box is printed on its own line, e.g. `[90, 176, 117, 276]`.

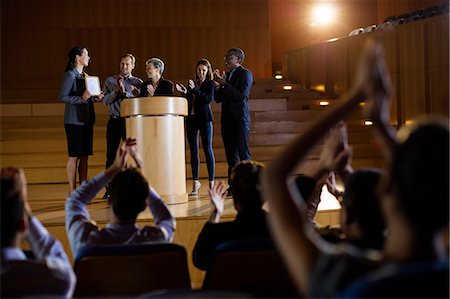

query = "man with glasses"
[213, 48, 253, 195]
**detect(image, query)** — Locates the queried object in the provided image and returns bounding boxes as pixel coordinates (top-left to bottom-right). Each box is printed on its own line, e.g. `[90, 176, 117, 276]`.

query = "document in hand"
[85, 76, 101, 96]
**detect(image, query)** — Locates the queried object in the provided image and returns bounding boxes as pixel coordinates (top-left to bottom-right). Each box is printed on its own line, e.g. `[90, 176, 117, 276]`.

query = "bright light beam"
[311, 4, 336, 26]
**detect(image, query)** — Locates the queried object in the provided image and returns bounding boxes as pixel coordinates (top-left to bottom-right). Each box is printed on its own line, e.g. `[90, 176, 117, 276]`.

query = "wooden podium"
[121, 97, 188, 204]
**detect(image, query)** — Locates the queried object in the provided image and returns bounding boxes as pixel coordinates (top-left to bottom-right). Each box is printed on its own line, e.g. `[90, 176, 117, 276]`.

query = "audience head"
[1, 167, 28, 248]
[341, 168, 385, 249]
[108, 168, 149, 222]
[119, 53, 136, 77]
[65, 46, 88, 72]
[229, 160, 265, 213]
[146, 57, 165, 77]
[385, 118, 449, 237]
[195, 58, 213, 82]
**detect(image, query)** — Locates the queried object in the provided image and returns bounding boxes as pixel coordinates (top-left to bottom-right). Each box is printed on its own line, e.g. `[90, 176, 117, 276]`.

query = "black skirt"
[64, 124, 93, 157]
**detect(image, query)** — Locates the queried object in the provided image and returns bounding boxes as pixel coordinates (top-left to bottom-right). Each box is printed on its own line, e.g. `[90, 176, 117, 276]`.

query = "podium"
[121, 97, 188, 204]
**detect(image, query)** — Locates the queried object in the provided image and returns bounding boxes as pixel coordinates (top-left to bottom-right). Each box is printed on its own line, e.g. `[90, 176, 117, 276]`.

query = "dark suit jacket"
[139, 77, 174, 97]
[192, 210, 270, 270]
[215, 65, 253, 124]
[186, 79, 215, 124]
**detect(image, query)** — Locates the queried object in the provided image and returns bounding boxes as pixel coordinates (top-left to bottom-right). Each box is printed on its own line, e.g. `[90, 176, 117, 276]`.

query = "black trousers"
[106, 117, 126, 169]
[221, 120, 251, 184]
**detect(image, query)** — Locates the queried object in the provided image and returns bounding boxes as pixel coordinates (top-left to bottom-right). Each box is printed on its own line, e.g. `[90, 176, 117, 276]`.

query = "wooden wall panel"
[1, 0, 271, 101]
[328, 39, 348, 96]
[428, 66, 450, 116]
[284, 14, 448, 125]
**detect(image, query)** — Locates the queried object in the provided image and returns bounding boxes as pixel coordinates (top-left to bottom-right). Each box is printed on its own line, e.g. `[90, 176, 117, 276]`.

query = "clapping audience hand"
[208, 181, 228, 223]
[126, 139, 144, 169]
[188, 79, 195, 89]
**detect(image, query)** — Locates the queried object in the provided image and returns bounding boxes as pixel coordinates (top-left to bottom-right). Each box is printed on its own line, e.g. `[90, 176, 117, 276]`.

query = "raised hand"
[213, 69, 226, 86]
[147, 84, 155, 96]
[126, 139, 143, 169]
[208, 180, 228, 223]
[175, 83, 187, 94]
[188, 79, 195, 89]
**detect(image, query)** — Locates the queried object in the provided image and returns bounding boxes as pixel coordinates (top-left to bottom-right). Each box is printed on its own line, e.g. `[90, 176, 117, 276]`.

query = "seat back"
[202, 239, 299, 298]
[74, 243, 191, 297]
[338, 261, 449, 298]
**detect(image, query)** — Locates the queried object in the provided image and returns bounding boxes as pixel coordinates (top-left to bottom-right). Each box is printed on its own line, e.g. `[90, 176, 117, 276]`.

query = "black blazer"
[186, 79, 215, 123]
[140, 77, 174, 97]
[192, 210, 270, 270]
[215, 65, 253, 124]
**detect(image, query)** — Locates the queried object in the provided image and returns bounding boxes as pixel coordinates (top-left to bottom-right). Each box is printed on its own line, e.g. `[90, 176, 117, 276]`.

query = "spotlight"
[311, 4, 336, 26]
[319, 101, 329, 106]
[283, 85, 293, 91]
[274, 74, 283, 80]
[364, 120, 373, 126]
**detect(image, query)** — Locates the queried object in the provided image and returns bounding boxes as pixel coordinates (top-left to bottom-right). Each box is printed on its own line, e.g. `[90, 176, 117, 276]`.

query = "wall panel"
[1, 0, 271, 101]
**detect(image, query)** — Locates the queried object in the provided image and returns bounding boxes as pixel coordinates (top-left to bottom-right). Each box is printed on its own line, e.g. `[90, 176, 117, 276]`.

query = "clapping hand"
[175, 83, 187, 94]
[213, 69, 227, 86]
[188, 79, 195, 89]
[147, 84, 155, 96]
[208, 181, 228, 223]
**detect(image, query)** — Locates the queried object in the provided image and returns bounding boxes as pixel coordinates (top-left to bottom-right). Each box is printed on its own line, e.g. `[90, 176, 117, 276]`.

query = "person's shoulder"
[161, 78, 174, 85]
[64, 69, 77, 78]
[130, 75, 143, 83]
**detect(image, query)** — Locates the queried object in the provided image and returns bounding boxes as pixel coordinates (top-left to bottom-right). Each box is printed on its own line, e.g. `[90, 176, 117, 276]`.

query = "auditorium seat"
[348, 27, 363, 36]
[73, 243, 191, 298]
[420, 6, 438, 19]
[362, 25, 377, 33]
[405, 9, 424, 23]
[437, 1, 449, 15]
[338, 261, 450, 298]
[202, 239, 299, 298]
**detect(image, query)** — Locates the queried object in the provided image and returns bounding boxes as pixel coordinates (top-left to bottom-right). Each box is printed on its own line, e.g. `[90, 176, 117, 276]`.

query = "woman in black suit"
[176, 58, 216, 195]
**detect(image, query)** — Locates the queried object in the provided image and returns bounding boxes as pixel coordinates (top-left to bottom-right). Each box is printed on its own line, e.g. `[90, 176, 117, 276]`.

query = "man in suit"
[213, 48, 253, 193]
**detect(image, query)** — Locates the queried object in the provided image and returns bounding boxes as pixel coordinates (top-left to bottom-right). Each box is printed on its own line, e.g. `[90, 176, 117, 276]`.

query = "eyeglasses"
[224, 55, 238, 61]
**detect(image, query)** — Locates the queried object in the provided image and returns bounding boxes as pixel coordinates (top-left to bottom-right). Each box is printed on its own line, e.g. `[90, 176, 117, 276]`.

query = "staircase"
[0, 79, 384, 184]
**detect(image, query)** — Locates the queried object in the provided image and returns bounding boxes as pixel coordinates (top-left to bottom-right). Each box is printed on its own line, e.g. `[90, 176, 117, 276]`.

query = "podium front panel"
[122, 97, 188, 204]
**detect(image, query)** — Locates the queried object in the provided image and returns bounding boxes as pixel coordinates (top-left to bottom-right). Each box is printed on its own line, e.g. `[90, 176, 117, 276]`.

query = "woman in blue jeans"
[176, 59, 215, 195]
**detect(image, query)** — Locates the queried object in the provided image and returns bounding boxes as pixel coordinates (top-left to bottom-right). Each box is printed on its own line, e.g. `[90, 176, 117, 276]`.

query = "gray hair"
[146, 57, 165, 75]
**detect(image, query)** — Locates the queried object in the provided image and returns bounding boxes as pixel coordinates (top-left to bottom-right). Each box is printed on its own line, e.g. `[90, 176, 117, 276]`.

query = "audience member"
[261, 39, 449, 297]
[59, 46, 104, 192]
[176, 58, 216, 195]
[102, 53, 143, 199]
[1, 167, 76, 298]
[140, 57, 174, 97]
[213, 48, 253, 192]
[65, 138, 175, 257]
[193, 160, 270, 270]
[296, 123, 386, 251]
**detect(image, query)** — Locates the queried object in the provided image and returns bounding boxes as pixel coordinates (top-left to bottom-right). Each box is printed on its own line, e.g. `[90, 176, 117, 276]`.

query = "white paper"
[85, 76, 101, 96]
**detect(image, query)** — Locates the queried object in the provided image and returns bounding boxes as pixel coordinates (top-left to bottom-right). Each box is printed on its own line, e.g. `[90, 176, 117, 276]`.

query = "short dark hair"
[1, 176, 24, 247]
[108, 169, 150, 221]
[389, 119, 449, 234]
[230, 160, 265, 212]
[343, 168, 385, 244]
[227, 48, 245, 63]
